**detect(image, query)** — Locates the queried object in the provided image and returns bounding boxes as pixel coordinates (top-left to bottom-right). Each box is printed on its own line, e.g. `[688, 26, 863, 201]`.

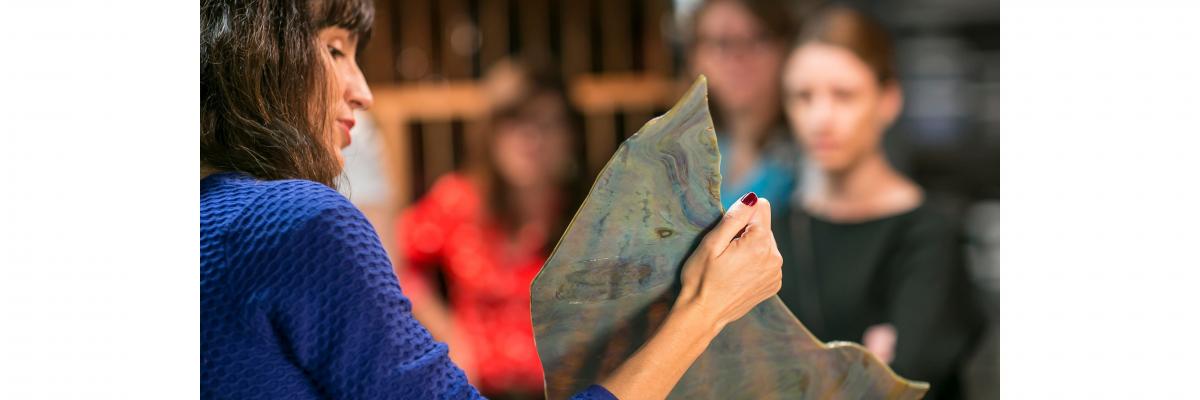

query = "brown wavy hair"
[685, 0, 801, 49]
[797, 5, 896, 85]
[472, 58, 587, 250]
[201, 0, 374, 187]
[683, 0, 802, 139]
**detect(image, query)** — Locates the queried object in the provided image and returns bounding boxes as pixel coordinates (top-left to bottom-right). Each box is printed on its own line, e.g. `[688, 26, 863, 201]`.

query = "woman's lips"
[337, 119, 356, 148]
[810, 141, 839, 152]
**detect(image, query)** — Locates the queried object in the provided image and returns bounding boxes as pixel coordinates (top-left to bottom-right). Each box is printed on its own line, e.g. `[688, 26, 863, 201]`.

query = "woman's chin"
[811, 155, 844, 172]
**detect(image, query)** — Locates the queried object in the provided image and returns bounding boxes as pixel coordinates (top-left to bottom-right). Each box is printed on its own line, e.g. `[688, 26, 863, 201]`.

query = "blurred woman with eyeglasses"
[687, 0, 804, 220]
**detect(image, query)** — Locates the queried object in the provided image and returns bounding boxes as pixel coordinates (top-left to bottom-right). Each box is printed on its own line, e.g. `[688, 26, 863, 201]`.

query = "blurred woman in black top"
[776, 6, 981, 399]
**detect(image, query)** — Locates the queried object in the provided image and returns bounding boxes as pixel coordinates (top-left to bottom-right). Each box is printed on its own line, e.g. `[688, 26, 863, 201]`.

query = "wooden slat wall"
[518, 0, 551, 57]
[439, 0, 472, 80]
[365, 0, 685, 213]
[560, 0, 590, 79]
[399, 0, 433, 79]
[599, 0, 633, 72]
[642, 0, 674, 76]
[361, 0, 394, 82]
[479, 0, 509, 70]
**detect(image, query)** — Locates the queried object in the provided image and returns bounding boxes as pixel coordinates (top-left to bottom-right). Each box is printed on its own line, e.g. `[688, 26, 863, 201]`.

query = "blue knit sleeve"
[573, 385, 619, 400]
[255, 185, 619, 400]
[258, 188, 479, 399]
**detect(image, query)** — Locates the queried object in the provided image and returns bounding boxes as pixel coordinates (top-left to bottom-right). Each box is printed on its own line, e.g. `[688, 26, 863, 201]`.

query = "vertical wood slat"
[560, 0, 590, 79]
[360, 106, 405, 267]
[625, 110, 651, 139]
[479, 0, 509, 70]
[362, 0, 394, 83]
[518, 0, 551, 58]
[642, 0, 673, 76]
[599, 0, 632, 72]
[463, 119, 486, 165]
[585, 114, 617, 177]
[400, 0, 434, 82]
[422, 121, 456, 192]
[370, 100, 411, 212]
[439, 0, 472, 79]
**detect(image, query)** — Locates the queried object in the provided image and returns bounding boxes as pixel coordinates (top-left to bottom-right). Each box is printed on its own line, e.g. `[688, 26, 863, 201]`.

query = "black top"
[776, 202, 981, 399]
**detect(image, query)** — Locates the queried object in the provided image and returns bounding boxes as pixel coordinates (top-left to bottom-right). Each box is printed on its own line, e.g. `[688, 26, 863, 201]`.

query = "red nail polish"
[740, 192, 758, 206]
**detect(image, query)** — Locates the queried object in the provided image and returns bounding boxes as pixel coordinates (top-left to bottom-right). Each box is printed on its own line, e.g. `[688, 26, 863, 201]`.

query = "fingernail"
[740, 192, 758, 206]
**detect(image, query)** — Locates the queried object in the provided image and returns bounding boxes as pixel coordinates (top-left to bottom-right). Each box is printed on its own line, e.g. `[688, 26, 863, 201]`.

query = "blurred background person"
[775, 6, 983, 399]
[686, 0, 803, 216]
[394, 58, 586, 400]
[357, 0, 997, 397]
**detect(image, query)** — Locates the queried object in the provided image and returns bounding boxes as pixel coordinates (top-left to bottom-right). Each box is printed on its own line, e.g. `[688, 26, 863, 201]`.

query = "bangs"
[311, 0, 375, 46]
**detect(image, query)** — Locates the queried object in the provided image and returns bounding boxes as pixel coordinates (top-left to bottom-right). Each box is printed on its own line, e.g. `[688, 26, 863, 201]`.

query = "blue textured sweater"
[201, 172, 615, 400]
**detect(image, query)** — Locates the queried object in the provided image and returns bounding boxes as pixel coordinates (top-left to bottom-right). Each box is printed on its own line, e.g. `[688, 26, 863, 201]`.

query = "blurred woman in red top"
[395, 58, 585, 399]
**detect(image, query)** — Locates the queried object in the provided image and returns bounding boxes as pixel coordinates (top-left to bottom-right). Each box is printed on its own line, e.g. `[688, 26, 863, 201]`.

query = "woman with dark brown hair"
[394, 59, 587, 399]
[686, 0, 804, 219]
[200, 0, 783, 399]
[776, 6, 982, 399]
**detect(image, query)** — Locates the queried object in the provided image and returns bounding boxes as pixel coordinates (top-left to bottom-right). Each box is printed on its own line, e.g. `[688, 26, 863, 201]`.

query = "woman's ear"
[877, 81, 904, 128]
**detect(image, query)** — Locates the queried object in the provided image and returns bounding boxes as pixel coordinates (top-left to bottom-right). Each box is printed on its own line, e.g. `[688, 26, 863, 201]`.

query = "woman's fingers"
[735, 200, 783, 296]
[730, 199, 774, 252]
[755, 198, 773, 232]
[701, 192, 760, 254]
[737, 224, 769, 256]
[735, 199, 773, 248]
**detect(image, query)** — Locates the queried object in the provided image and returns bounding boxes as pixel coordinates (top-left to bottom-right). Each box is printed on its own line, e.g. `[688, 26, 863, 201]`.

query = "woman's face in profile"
[782, 43, 900, 173]
[318, 27, 374, 165]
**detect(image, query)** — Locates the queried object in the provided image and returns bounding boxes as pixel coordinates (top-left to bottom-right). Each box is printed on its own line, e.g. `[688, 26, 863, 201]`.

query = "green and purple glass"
[531, 76, 928, 399]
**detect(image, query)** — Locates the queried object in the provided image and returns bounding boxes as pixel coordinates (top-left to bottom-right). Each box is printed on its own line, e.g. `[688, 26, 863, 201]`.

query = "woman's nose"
[345, 66, 374, 110]
[806, 97, 833, 130]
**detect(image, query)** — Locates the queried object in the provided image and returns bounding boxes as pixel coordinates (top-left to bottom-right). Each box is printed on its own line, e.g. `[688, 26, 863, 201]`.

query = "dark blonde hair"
[797, 5, 896, 85]
[200, 0, 374, 187]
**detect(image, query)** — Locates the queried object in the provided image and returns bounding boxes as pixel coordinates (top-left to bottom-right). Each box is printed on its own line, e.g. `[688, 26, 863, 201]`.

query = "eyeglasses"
[695, 34, 776, 57]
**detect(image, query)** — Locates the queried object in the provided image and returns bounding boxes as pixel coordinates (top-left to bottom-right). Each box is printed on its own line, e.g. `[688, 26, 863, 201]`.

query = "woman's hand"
[677, 192, 784, 330]
[863, 323, 897, 364]
[600, 193, 783, 400]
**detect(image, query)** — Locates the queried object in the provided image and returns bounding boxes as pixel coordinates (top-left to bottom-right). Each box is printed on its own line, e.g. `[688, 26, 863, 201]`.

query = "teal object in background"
[717, 131, 798, 219]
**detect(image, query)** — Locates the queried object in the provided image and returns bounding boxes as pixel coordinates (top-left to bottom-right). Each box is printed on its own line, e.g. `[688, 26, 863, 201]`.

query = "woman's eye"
[833, 89, 855, 102]
[789, 91, 812, 103]
[328, 46, 345, 59]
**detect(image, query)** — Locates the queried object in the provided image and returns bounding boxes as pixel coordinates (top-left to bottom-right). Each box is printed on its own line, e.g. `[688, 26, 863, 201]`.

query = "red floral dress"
[396, 173, 550, 394]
